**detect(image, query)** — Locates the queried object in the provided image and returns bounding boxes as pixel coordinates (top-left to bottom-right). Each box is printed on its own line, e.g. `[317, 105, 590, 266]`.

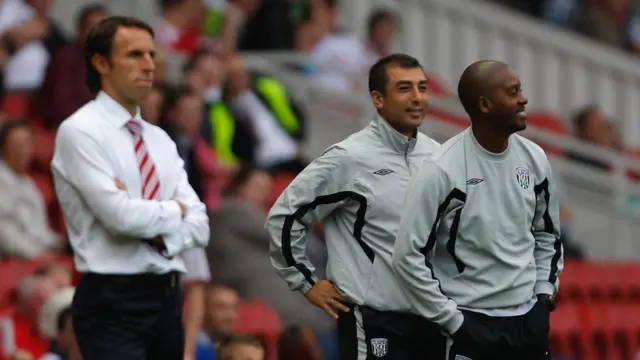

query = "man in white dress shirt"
[50, 16, 209, 360]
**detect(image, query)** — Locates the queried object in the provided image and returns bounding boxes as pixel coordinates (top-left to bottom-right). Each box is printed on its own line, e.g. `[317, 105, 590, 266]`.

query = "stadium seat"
[234, 300, 283, 360]
[604, 303, 640, 359]
[550, 303, 586, 359]
[0, 261, 30, 307]
[425, 71, 449, 96]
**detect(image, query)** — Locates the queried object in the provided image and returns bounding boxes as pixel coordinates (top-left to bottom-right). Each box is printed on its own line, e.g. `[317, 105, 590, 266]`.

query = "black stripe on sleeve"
[533, 178, 563, 284]
[281, 191, 371, 286]
[446, 208, 466, 273]
[420, 188, 467, 284]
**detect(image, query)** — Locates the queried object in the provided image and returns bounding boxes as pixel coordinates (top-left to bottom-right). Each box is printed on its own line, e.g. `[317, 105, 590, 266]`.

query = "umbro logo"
[466, 178, 484, 185]
[373, 169, 394, 176]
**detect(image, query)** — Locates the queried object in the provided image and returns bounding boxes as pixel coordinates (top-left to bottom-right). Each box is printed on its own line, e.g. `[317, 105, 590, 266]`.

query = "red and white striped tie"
[126, 119, 161, 201]
[125, 119, 167, 255]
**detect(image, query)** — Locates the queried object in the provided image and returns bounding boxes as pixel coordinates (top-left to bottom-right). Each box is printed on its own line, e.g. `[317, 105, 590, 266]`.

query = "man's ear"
[91, 54, 110, 75]
[371, 91, 384, 109]
[478, 96, 492, 114]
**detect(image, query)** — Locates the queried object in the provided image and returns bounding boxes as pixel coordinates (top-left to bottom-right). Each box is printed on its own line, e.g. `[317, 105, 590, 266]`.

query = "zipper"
[405, 142, 411, 175]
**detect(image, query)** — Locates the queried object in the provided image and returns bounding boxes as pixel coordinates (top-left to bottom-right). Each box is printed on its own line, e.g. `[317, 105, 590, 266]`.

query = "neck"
[368, 41, 387, 57]
[102, 86, 138, 117]
[471, 123, 509, 153]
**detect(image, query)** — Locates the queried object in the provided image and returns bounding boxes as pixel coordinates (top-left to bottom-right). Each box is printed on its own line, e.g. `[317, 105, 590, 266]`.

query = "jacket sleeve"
[392, 162, 464, 335]
[532, 159, 563, 296]
[266, 146, 351, 294]
[52, 123, 183, 239]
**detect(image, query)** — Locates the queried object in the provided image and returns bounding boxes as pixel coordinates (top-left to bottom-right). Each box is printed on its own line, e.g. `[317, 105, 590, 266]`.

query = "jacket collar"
[369, 115, 417, 154]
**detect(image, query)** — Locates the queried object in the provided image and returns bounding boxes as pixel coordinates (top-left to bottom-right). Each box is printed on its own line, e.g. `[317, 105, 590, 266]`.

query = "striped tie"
[125, 119, 168, 256]
[125, 120, 161, 200]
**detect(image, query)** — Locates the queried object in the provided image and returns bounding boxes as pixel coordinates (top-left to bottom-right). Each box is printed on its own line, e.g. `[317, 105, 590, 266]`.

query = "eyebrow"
[395, 80, 428, 86]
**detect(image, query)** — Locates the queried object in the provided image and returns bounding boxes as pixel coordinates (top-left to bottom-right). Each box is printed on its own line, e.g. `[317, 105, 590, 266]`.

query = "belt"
[83, 271, 180, 289]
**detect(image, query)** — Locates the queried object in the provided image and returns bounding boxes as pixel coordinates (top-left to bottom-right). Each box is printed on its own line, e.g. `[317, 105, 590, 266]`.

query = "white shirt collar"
[95, 91, 143, 128]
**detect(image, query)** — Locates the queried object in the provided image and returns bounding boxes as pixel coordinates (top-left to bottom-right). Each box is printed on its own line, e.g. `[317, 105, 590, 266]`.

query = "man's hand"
[175, 200, 187, 218]
[115, 177, 127, 191]
[303, 280, 350, 319]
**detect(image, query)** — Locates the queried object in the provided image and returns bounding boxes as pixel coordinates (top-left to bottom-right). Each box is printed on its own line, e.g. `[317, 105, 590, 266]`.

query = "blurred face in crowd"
[372, 65, 429, 136]
[206, 286, 240, 337]
[226, 55, 251, 98]
[236, 170, 273, 209]
[2, 125, 33, 174]
[174, 93, 204, 137]
[93, 26, 155, 109]
[195, 53, 225, 89]
[577, 109, 619, 148]
[370, 15, 396, 56]
[141, 87, 164, 125]
[295, 21, 319, 53]
[41, 264, 72, 288]
[479, 66, 528, 134]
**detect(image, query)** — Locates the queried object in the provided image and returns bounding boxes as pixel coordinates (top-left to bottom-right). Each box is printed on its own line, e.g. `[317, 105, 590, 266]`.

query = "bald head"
[457, 60, 508, 117]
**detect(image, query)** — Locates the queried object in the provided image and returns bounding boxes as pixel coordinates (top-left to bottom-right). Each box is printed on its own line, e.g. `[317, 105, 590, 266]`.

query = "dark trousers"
[337, 305, 443, 359]
[443, 301, 551, 360]
[72, 272, 184, 360]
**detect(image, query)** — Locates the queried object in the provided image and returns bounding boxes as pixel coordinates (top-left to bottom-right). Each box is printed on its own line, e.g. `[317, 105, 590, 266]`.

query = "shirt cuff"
[163, 230, 194, 258]
[534, 280, 556, 296]
[443, 310, 464, 336]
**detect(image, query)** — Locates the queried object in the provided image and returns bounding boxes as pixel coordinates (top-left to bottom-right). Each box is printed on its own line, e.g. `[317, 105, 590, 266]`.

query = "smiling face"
[371, 65, 429, 136]
[478, 66, 529, 134]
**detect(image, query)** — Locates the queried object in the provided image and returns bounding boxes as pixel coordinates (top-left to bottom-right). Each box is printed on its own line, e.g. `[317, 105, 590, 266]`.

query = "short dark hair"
[573, 104, 600, 134]
[84, 16, 154, 94]
[0, 119, 30, 155]
[218, 334, 265, 360]
[75, 3, 108, 32]
[367, 9, 397, 36]
[224, 164, 267, 196]
[368, 53, 422, 94]
[183, 49, 214, 75]
[457, 60, 508, 117]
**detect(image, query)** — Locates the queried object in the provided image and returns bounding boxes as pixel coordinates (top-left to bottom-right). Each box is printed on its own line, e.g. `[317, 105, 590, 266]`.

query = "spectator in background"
[235, 0, 299, 52]
[568, 105, 619, 170]
[363, 9, 398, 66]
[31, 4, 108, 130]
[154, 0, 206, 55]
[196, 284, 241, 360]
[34, 263, 72, 288]
[0, 0, 50, 91]
[0, 120, 62, 259]
[218, 55, 306, 173]
[305, 0, 370, 92]
[182, 248, 212, 360]
[38, 288, 81, 360]
[217, 335, 265, 360]
[207, 166, 335, 358]
[573, 0, 630, 48]
[184, 49, 225, 107]
[11, 275, 58, 359]
[277, 325, 324, 360]
[162, 85, 224, 210]
[23, 0, 67, 56]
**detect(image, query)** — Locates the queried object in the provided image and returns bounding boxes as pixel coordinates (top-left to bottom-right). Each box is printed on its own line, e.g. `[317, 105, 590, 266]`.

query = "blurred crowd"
[489, 0, 640, 54]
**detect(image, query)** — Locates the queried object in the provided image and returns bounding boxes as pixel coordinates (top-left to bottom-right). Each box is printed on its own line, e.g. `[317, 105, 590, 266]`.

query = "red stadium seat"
[0, 261, 30, 307]
[550, 303, 585, 358]
[234, 300, 283, 360]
